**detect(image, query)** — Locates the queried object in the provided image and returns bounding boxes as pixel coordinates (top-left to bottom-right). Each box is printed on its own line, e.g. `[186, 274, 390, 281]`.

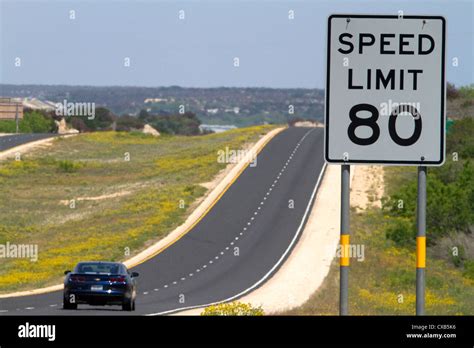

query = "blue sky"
[0, 0, 472, 88]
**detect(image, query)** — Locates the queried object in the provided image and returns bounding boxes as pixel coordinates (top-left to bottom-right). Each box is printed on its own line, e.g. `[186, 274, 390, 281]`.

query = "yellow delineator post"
[416, 236, 426, 269]
[340, 234, 350, 267]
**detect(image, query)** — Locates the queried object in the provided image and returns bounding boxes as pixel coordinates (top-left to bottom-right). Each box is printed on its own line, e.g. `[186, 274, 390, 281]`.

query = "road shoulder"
[176, 163, 350, 315]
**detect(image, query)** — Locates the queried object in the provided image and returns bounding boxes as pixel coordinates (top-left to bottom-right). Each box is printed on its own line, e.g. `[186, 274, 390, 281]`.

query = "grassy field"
[283, 166, 474, 315]
[0, 126, 277, 293]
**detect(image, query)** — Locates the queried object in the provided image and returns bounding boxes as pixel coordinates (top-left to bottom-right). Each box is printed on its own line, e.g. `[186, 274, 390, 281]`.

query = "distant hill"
[0, 85, 325, 127]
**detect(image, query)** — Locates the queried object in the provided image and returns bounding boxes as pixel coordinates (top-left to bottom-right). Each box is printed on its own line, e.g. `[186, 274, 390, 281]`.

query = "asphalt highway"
[0, 127, 325, 315]
[0, 133, 55, 152]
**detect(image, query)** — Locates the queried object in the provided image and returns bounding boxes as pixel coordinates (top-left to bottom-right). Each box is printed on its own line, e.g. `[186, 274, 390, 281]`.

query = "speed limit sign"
[325, 15, 446, 165]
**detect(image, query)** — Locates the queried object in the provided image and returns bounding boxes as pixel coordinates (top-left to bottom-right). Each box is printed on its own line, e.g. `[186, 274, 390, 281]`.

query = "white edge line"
[146, 159, 327, 316]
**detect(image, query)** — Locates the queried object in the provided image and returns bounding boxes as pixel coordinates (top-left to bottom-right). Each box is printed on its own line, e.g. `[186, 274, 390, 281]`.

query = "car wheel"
[63, 297, 77, 310]
[122, 298, 133, 311]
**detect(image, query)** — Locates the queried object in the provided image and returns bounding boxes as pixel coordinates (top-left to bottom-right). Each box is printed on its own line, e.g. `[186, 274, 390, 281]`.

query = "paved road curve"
[0, 127, 325, 315]
[0, 133, 55, 152]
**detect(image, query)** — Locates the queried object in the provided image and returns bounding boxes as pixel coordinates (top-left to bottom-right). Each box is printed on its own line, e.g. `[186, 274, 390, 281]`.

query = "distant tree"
[81, 107, 116, 131]
[459, 84, 474, 99]
[70, 117, 89, 132]
[115, 115, 145, 132]
[138, 109, 150, 121]
[0, 110, 56, 133]
[23, 111, 56, 133]
[447, 82, 460, 100]
[148, 112, 201, 135]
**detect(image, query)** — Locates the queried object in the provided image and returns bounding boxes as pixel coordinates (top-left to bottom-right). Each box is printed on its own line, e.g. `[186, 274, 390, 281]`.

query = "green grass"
[283, 167, 474, 315]
[0, 125, 277, 292]
[381, 166, 417, 197]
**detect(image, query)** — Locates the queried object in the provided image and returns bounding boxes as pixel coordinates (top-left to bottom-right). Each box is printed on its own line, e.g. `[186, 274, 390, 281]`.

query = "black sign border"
[324, 14, 446, 165]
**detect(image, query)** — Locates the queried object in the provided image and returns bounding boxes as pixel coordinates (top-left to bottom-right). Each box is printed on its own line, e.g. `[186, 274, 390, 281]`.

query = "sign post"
[340, 164, 350, 315]
[325, 15, 446, 315]
[416, 166, 427, 315]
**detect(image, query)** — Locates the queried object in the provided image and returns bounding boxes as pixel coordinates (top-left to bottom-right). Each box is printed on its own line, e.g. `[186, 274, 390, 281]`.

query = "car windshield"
[75, 263, 120, 274]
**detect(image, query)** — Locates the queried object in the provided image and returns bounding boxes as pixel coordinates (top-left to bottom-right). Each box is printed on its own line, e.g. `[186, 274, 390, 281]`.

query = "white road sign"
[325, 15, 446, 165]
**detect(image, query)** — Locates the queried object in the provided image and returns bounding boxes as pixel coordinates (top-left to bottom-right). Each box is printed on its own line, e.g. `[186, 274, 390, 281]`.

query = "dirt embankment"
[351, 166, 385, 212]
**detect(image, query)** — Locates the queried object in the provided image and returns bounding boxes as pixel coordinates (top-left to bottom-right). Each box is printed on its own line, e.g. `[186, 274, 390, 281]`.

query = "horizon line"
[0, 83, 326, 90]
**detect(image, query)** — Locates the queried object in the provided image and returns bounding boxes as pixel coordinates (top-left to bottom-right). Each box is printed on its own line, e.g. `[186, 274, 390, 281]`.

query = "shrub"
[0, 111, 55, 133]
[446, 118, 474, 159]
[461, 99, 473, 109]
[426, 176, 467, 238]
[58, 160, 82, 173]
[459, 84, 474, 99]
[383, 180, 417, 219]
[201, 302, 264, 316]
[22, 111, 56, 133]
[384, 161, 474, 242]
[451, 245, 466, 268]
[386, 217, 415, 247]
[0, 120, 16, 133]
[463, 260, 474, 280]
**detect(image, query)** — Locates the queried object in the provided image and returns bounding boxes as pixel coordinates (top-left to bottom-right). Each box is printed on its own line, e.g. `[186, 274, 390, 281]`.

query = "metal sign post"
[340, 164, 350, 315]
[416, 166, 427, 315]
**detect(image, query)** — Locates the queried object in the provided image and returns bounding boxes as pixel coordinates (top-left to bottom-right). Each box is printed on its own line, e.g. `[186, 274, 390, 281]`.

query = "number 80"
[347, 103, 422, 146]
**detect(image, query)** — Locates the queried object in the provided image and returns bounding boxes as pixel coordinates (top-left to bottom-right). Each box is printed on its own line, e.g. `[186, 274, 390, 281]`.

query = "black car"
[63, 261, 139, 311]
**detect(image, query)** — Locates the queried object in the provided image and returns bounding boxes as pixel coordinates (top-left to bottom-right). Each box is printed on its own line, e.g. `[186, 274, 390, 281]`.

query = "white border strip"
[147, 160, 328, 316]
